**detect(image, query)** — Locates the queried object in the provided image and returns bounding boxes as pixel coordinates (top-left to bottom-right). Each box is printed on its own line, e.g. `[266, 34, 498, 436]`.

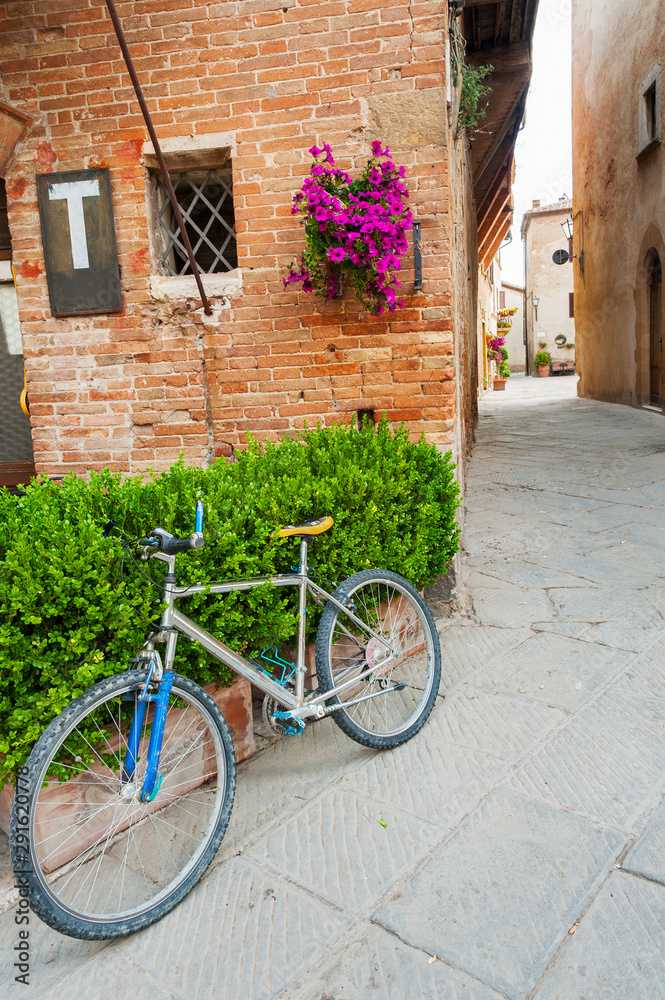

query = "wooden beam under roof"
[480, 213, 513, 268]
[472, 6, 482, 50]
[509, 0, 525, 43]
[494, 2, 506, 46]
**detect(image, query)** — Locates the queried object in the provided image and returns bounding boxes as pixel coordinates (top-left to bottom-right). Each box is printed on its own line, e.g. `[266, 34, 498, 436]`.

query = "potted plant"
[493, 347, 511, 390]
[534, 350, 552, 377]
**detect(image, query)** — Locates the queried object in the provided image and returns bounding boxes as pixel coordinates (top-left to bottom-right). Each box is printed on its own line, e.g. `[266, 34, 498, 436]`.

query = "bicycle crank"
[262, 696, 306, 736]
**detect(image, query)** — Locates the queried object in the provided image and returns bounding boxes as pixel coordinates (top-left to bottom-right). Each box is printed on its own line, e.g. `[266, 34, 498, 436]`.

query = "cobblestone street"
[2, 373, 665, 999]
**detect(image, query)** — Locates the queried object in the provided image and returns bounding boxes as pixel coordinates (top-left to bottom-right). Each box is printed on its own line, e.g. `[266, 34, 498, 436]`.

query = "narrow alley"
[2, 374, 664, 1000]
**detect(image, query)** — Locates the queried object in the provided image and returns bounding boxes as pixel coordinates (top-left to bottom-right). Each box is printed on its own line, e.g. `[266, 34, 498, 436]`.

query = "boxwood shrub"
[0, 419, 461, 785]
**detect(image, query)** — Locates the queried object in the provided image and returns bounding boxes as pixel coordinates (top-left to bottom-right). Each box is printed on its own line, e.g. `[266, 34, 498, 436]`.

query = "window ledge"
[149, 270, 242, 304]
[637, 136, 661, 162]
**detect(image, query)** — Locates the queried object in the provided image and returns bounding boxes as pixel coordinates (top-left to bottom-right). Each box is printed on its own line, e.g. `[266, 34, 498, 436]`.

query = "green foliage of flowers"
[0, 419, 461, 785]
[535, 350, 552, 367]
[458, 64, 493, 132]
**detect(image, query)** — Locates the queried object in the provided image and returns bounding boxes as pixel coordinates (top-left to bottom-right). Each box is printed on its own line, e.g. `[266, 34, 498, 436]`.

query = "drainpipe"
[104, 0, 212, 315]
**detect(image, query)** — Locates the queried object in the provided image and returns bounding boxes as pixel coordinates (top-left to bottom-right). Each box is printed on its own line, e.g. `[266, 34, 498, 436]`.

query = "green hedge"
[0, 419, 461, 785]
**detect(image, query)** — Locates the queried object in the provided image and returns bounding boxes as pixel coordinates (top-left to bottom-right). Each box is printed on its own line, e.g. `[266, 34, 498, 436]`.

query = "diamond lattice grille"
[156, 169, 237, 276]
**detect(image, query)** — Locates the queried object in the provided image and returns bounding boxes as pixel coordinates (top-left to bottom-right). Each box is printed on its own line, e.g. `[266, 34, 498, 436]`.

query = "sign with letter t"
[36, 168, 122, 316]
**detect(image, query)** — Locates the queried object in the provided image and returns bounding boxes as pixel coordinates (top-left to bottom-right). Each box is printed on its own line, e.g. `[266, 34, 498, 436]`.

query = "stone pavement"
[2, 372, 665, 999]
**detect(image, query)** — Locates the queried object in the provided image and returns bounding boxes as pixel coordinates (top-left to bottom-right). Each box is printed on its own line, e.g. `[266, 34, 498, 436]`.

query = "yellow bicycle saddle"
[272, 515, 334, 539]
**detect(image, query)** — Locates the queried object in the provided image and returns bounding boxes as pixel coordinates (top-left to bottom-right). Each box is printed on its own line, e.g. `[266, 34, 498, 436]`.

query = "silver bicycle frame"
[145, 540, 396, 721]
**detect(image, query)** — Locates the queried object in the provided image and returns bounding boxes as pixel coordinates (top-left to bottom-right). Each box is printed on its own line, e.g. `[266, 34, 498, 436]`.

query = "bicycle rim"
[27, 673, 231, 929]
[320, 573, 437, 738]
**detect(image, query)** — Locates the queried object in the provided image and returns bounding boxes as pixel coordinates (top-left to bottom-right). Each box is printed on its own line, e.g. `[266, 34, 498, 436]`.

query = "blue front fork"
[122, 671, 174, 802]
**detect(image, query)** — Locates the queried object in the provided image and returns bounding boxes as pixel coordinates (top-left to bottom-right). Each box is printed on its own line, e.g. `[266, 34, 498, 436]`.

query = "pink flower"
[327, 247, 346, 262]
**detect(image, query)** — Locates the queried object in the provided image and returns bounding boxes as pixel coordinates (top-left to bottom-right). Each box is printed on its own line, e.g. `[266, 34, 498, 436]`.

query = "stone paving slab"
[472, 585, 557, 626]
[212, 716, 374, 867]
[35, 954, 179, 1000]
[426, 687, 565, 761]
[0, 904, 108, 1000]
[577, 620, 665, 652]
[437, 624, 532, 691]
[524, 551, 659, 587]
[477, 632, 631, 710]
[531, 621, 589, 639]
[645, 586, 665, 616]
[372, 787, 625, 1000]
[116, 856, 350, 1000]
[548, 587, 661, 622]
[591, 542, 665, 579]
[623, 791, 665, 883]
[478, 559, 595, 589]
[507, 688, 665, 830]
[612, 645, 665, 704]
[282, 921, 508, 1000]
[533, 873, 665, 1000]
[616, 520, 665, 549]
[343, 732, 509, 828]
[246, 786, 438, 917]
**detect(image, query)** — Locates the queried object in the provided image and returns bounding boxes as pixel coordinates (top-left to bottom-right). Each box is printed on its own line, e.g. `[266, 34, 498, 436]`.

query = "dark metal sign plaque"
[36, 168, 122, 317]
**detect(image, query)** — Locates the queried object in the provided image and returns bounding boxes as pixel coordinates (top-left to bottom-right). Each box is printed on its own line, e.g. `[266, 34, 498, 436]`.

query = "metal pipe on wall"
[104, 0, 213, 315]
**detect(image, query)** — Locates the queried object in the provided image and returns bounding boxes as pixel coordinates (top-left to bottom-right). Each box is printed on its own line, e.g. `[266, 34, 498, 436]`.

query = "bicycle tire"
[9, 670, 236, 940]
[315, 569, 441, 749]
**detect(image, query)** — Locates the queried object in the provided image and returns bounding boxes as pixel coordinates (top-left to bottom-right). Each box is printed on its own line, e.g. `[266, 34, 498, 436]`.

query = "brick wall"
[0, 0, 458, 476]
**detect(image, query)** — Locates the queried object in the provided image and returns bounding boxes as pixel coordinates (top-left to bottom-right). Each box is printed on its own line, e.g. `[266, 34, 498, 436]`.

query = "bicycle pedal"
[272, 710, 305, 736]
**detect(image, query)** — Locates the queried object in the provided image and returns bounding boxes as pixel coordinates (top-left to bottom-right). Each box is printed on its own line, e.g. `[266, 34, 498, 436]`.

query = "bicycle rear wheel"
[315, 569, 441, 749]
[9, 670, 235, 940]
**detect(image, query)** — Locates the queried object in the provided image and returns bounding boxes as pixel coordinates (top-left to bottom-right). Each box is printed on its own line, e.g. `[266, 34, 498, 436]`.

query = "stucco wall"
[501, 282, 524, 372]
[572, 0, 665, 407]
[523, 204, 575, 374]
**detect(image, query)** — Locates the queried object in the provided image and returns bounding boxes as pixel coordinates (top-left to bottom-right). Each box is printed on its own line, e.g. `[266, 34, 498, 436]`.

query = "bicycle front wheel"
[315, 569, 441, 749]
[9, 670, 236, 940]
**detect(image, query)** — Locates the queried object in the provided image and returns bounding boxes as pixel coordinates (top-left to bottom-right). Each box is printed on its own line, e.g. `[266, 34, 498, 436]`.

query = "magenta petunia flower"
[287, 140, 411, 313]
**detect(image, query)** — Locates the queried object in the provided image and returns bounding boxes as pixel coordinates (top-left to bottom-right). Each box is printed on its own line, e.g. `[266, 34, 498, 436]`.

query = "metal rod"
[104, 0, 212, 315]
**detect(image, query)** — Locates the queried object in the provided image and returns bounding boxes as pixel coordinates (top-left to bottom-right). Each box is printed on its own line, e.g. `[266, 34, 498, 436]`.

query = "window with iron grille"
[153, 167, 237, 276]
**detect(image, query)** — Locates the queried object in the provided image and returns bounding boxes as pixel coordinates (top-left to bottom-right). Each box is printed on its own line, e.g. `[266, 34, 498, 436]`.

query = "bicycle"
[9, 501, 441, 940]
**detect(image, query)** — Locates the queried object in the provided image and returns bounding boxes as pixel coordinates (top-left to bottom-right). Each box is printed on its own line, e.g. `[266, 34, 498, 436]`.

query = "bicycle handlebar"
[140, 501, 205, 555]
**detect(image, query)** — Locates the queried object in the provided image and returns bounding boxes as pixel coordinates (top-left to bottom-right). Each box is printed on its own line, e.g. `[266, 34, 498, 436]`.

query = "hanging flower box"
[284, 141, 412, 316]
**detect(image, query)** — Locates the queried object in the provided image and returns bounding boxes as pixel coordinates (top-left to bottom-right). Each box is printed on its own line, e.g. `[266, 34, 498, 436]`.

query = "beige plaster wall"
[572, 0, 665, 407]
[523, 206, 575, 373]
[478, 256, 502, 391]
[501, 282, 525, 372]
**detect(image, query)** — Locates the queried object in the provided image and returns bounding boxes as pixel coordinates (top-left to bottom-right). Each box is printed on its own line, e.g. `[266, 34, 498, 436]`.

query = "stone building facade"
[500, 280, 524, 373]
[521, 199, 575, 375]
[572, 0, 664, 409]
[0, 0, 537, 485]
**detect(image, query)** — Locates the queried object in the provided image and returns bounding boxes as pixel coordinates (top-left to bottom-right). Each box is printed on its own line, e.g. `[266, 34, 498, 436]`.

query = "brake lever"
[138, 537, 160, 561]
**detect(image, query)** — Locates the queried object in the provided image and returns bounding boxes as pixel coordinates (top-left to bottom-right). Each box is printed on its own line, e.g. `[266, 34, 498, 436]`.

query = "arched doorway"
[647, 249, 662, 406]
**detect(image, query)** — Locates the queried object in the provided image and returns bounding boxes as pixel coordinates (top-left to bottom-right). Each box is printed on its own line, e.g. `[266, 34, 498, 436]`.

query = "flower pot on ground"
[493, 377, 507, 391]
[534, 350, 552, 377]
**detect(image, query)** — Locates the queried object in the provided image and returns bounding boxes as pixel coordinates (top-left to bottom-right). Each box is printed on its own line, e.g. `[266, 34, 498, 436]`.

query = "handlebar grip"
[161, 536, 195, 554]
[195, 500, 204, 534]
